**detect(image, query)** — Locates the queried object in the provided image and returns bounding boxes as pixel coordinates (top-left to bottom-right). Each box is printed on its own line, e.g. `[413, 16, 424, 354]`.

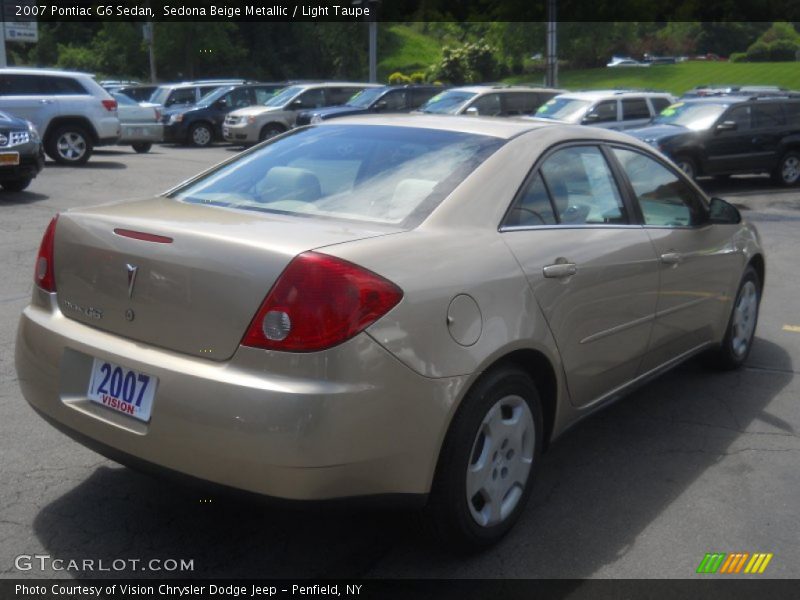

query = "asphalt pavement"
[0, 145, 798, 579]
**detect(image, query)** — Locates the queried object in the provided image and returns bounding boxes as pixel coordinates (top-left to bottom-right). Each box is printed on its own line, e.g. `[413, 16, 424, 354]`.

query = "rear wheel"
[1, 177, 32, 192]
[131, 142, 152, 153]
[674, 155, 698, 180]
[259, 123, 285, 142]
[423, 367, 542, 552]
[45, 125, 93, 165]
[709, 266, 761, 370]
[772, 151, 800, 186]
[188, 123, 213, 147]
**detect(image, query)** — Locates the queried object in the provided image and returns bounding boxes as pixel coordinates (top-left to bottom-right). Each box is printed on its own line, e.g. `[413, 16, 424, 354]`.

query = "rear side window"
[327, 87, 362, 105]
[502, 92, 539, 116]
[410, 88, 439, 108]
[650, 97, 672, 114]
[785, 103, 800, 126]
[612, 148, 705, 227]
[504, 145, 627, 227]
[752, 103, 785, 128]
[254, 86, 277, 104]
[622, 98, 651, 120]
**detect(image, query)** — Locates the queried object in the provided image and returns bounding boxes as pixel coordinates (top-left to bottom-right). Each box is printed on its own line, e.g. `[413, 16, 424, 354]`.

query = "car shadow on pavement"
[0, 191, 49, 204]
[45, 161, 127, 170]
[32, 338, 792, 578]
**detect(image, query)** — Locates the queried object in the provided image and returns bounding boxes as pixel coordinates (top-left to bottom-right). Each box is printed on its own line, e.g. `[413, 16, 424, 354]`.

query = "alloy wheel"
[56, 132, 88, 162]
[731, 280, 758, 357]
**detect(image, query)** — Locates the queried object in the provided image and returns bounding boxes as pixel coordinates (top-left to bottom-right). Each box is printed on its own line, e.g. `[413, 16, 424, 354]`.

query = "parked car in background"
[0, 109, 44, 191]
[627, 94, 800, 184]
[295, 84, 444, 126]
[163, 82, 285, 147]
[111, 92, 163, 153]
[223, 82, 381, 144]
[528, 90, 675, 130]
[117, 85, 159, 103]
[0, 68, 120, 165]
[149, 81, 246, 109]
[417, 85, 564, 117]
[682, 85, 792, 99]
[100, 80, 139, 94]
[607, 57, 649, 67]
[16, 116, 763, 551]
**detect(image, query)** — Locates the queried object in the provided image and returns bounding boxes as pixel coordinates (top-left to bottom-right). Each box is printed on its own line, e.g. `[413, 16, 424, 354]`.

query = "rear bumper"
[118, 122, 163, 144]
[15, 291, 465, 500]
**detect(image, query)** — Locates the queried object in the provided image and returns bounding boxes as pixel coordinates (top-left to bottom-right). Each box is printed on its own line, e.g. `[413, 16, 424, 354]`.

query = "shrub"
[745, 40, 771, 62]
[388, 71, 411, 85]
[409, 71, 426, 83]
[769, 39, 799, 61]
[728, 52, 748, 63]
[432, 42, 499, 84]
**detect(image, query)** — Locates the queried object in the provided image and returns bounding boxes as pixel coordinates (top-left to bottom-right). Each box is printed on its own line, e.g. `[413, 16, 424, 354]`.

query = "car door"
[501, 144, 660, 407]
[620, 97, 652, 130]
[704, 105, 755, 174]
[610, 146, 740, 370]
[0, 73, 58, 132]
[749, 102, 786, 172]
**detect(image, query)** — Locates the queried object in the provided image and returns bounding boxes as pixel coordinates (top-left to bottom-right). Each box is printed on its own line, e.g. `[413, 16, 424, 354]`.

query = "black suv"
[628, 95, 800, 185]
[0, 110, 45, 192]
[162, 83, 285, 147]
[295, 85, 444, 126]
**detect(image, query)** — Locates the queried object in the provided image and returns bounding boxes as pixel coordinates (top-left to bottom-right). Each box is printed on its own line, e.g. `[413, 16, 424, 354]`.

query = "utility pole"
[143, 22, 157, 83]
[0, 0, 7, 68]
[353, 0, 379, 82]
[545, 0, 558, 88]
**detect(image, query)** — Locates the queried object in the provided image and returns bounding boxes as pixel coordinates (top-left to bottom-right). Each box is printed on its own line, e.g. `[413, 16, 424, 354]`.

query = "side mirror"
[215, 98, 228, 108]
[716, 120, 737, 132]
[708, 196, 741, 224]
[465, 106, 480, 116]
[374, 100, 388, 111]
[290, 99, 304, 109]
[582, 113, 600, 123]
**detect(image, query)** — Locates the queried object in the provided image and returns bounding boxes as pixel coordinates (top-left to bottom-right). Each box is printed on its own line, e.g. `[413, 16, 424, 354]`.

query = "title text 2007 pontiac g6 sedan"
[16, 116, 763, 550]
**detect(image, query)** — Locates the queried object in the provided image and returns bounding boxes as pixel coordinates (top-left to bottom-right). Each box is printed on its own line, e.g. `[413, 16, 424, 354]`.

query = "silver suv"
[529, 90, 676, 130]
[223, 82, 381, 144]
[0, 68, 121, 165]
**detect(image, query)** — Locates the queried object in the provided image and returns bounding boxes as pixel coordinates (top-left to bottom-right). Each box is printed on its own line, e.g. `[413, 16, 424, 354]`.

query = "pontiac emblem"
[0, 133, 7, 147]
[126, 264, 138, 298]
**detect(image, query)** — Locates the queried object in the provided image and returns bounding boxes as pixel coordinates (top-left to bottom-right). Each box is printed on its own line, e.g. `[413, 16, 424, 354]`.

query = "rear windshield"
[170, 124, 505, 228]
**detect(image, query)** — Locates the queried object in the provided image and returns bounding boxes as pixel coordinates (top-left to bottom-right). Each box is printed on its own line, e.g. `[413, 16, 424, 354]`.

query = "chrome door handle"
[39, 99, 53, 104]
[660, 252, 683, 265]
[543, 262, 578, 278]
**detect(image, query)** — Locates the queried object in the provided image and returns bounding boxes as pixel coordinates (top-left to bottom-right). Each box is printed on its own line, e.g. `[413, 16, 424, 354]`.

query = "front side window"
[0, 74, 42, 95]
[504, 145, 627, 227]
[468, 94, 502, 116]
[723, 106, 751, 130]
[171, 125, 505, 228]
[380, 90, 408, 111]
[166, 88, 197, 106]
[294, 89, 326, 109]
[612, 147, 705, 227]
[584, 100, 618, 124]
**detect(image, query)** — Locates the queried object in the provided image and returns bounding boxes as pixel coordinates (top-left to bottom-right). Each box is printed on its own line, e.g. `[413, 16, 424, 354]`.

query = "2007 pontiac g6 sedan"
[16, 115, 763, 550]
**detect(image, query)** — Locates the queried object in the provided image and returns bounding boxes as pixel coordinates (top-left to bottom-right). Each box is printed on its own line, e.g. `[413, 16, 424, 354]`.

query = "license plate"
[87, 358, 157, 422]
[0, 152, 20, 166]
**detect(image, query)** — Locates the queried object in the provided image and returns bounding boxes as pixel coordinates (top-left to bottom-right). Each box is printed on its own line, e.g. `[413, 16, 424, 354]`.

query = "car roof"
[289, 82, 383, 90]
[0, 67, 94, 78]
[555, 90, 673, 100]
[448, 85, 565, 94]
[315, 113, 658, 144]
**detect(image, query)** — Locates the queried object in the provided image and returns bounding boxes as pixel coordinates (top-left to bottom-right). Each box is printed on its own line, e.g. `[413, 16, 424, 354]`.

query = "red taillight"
[242, 252, 403, 352]
[35, 215, 59, 292]
[101, 99, 117, 111]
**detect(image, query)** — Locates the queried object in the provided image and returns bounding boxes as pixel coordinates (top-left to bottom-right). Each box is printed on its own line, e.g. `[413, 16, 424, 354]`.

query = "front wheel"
[423, 367, 543, 552]
[188, 123, 213, 147]
[708, 266, 761, 370]
[772, 151, 800, 186]
[674, 155, 698, 180]
[259, 124, 285, 142]
[131, 142, 152, 153]
[1, 177, 32, 192]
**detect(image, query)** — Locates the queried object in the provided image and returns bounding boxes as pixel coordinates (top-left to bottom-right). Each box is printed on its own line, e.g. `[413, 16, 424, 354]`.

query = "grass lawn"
[505, 62, 800, 95]
[377, 24, 442, 80]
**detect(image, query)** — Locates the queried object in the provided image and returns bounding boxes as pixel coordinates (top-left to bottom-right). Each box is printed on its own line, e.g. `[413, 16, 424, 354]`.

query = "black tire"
[131, 142, 152, 153]
[187, 123, 214, 147]
[771, 151, 800, 186]
[1, 177, 32, 192]
[674, 155, 698, 180]
[45, 125, 93, 165]
[708, 266, 761, 370]
[259, 123, 285, 142]
[423, 366, 543, 553]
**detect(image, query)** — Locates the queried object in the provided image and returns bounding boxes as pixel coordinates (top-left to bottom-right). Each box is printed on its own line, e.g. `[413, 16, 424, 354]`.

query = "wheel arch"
[748, 253, 766, 289]
[43, 117, 99, 145]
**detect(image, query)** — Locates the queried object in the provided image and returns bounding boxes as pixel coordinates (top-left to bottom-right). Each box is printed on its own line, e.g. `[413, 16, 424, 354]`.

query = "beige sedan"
[15, 115, 763, 551]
